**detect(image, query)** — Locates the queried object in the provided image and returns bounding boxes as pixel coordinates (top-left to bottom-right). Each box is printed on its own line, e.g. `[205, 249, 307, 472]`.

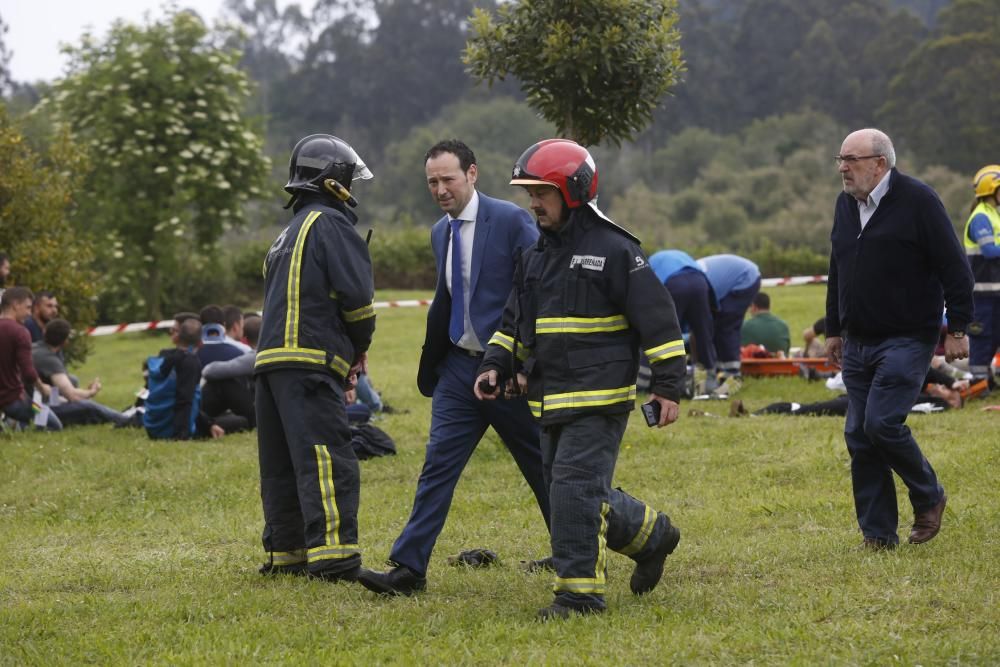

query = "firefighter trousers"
[542, 412, 673, 609]
[255, 369, 361, 575]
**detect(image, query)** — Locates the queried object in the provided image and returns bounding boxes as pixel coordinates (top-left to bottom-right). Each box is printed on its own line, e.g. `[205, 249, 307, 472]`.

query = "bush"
[369, 226, 436, 290]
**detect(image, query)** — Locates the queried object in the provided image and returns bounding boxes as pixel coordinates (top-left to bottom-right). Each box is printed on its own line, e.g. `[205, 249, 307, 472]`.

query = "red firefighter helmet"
[510, 139, 598, 209]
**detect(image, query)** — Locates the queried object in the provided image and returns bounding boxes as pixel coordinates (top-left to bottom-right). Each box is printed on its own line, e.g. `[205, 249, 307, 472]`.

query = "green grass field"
[2, 286, 998, 665]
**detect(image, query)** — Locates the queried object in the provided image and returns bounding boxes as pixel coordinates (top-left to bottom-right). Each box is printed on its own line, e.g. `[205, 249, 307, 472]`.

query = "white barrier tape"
[85, 278, 828, 336]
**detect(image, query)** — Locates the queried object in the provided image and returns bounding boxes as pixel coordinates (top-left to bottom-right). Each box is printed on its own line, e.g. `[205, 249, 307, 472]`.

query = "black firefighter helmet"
[284, 134, 373, 197]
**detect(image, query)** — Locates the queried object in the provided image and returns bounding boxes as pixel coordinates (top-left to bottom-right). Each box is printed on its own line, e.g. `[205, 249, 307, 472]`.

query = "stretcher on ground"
[740, 357, 838, 377]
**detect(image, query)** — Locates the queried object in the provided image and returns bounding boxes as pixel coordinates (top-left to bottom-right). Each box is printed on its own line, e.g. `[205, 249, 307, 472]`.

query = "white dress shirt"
[858, 170, 891, 231]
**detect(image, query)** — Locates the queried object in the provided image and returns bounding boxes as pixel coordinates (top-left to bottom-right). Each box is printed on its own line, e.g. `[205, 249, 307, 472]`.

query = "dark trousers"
[665, 271, 716, 370]
[714, 277, 761, 376]
[842, 336, 944, 544]
[53, 399, 129, 427]
[255, 369, 360, 574]
[969, 293, 1000, 379]
[202, 377, 255, 430]
[543, 412, 672, 609]
[390, 348, 550, 576]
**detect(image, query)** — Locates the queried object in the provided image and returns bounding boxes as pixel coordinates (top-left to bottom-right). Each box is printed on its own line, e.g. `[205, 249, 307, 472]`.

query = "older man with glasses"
[824, 128, 974, 551]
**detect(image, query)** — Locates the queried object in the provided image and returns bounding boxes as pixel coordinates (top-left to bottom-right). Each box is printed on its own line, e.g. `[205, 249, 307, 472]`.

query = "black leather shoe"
[630, 521, 681, 595]
[357, 565, 426, 596]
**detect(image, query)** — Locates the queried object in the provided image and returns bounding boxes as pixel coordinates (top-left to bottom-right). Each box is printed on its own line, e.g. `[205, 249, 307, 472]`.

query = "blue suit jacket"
[417, 192, 538, 397]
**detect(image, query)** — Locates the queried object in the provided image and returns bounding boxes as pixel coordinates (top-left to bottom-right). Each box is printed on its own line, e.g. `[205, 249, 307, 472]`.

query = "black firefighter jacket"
[480, 204, 686, 426]
[255, 195, 375, 380]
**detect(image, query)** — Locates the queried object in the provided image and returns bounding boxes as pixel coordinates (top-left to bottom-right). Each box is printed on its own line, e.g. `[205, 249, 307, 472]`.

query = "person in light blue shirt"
[697, 254, 761, 379]
[649, 250, 718, 390]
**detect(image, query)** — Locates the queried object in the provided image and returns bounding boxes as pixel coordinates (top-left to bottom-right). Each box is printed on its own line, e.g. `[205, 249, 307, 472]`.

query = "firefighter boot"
[630, 519, 681, 595]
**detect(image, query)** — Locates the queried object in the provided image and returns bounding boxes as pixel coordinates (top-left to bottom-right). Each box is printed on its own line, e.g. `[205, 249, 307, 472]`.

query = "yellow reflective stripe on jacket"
[284, 210, 322, 347]
[254, 346, 351, 377]
[488, 331, 529, 361]
[542, 385, 636, 412]
[267, 549, 306, 566]
[645, 339, 686, 363]
[342, 301, 375, 323]
[328, 355, 351, 376]
[255, 346, 326, 366]
[535, 314, 628, 334]
[528, 400, 542, 419]
[617, 505, 656, 556]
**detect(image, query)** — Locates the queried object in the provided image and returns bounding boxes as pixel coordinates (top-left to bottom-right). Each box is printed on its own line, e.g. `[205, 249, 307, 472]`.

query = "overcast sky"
[2, 0, 227, 83]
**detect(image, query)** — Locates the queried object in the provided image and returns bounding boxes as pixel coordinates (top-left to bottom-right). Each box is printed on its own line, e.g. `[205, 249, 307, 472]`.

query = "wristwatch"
[949, 331, 966, 339]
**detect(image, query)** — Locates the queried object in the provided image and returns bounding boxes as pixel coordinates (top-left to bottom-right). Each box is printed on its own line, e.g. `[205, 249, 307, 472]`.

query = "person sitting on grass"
[148, 318, 224, 440]
[32, 318, 131, 427]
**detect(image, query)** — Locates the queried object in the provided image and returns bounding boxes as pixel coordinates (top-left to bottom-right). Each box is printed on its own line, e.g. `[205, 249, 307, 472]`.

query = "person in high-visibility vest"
[964, 165, 1000, 384]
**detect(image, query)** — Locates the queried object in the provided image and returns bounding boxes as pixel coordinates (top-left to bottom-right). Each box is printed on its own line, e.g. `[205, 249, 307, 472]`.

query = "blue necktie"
[449, 219, 465, 344]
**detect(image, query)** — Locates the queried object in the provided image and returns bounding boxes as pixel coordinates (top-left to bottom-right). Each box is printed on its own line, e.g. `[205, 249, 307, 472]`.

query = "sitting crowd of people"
[0, 285, 392, 444]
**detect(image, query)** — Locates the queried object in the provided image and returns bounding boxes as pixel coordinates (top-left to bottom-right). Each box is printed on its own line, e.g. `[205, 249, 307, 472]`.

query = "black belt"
[454, 345, 484, 358]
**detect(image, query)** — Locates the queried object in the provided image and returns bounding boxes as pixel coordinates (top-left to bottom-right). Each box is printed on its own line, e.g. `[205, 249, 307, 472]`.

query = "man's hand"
[648, 393, 680, 428]
[825, 336, 843, 368]
[504, 372, 528, 398]
[345, 352, 369, 390]
[352, 351, 369, 377]
[209, 424, 225, 439]
[943, 334, 969, 363]
[87, 377, 102, 397]
[474, 370, 501, 400]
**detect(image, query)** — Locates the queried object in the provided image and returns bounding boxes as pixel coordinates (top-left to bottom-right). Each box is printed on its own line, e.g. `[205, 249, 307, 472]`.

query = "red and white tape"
[85, 278, 828, 337]
[760, 275, 828, 288]
[85, 299, 435, 336]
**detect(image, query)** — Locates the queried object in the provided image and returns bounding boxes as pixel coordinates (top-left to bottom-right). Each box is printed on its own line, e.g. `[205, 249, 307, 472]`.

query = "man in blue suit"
[358, 140, 551, 596]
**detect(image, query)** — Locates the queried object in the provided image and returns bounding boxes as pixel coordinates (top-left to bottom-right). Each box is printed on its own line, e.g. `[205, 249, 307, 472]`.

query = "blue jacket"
[825, 168, 974, 342]
[417, 192, 537, 397]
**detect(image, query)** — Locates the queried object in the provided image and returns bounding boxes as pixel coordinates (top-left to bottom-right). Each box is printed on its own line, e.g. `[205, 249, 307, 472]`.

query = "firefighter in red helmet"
[475, 139, 688, 619]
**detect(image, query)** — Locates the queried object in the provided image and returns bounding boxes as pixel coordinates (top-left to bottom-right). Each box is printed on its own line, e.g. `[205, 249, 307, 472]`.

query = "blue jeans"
[842, 336, 944, 544]
[2, 396, 63, 430]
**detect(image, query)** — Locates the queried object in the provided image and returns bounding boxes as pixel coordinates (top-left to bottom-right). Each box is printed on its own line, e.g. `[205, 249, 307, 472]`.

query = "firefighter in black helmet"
[476, 139, 687, 619]
[255, 133, 376, 581]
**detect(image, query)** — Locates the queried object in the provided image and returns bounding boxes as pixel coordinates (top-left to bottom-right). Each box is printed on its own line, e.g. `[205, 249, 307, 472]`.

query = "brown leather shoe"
[908, 494, 947, 544]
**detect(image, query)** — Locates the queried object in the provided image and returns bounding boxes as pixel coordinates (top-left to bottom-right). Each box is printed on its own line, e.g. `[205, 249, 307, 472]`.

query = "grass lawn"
[1, 286, 998, 664]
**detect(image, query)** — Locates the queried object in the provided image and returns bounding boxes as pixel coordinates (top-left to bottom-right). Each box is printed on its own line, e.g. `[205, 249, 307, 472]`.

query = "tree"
[465, 0, 684, 146]
[0, 12, 12, 98]
[45, 10, 271, 319]
[0, 104, 99, 361]
[879, 0, 1000, 173]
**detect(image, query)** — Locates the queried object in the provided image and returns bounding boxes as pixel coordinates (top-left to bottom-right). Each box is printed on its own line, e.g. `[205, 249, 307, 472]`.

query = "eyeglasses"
[834, 154, 882, 166]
